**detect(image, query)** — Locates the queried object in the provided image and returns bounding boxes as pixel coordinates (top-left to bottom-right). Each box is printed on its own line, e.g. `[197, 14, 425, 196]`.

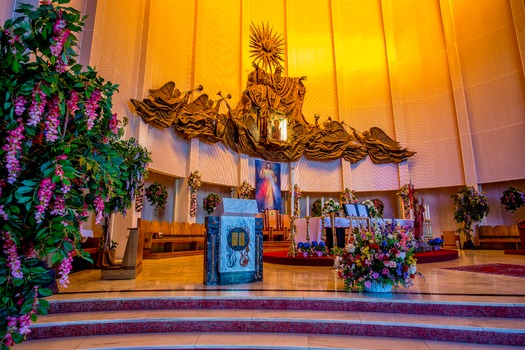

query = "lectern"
[203, 198, 263, 285]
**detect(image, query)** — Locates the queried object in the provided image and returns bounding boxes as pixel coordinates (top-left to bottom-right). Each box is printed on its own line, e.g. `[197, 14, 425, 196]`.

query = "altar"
[294, 217, 414, 246]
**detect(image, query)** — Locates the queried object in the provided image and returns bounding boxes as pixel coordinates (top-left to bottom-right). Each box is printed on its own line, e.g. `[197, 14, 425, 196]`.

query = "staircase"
[20, 293, 525, 349]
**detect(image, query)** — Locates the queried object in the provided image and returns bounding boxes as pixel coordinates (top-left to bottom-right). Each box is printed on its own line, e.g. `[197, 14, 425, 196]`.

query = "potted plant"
[336, 226, 423, 292]
[500, 187, 525, 213]
[428, 237, 443, 250]
[296, 242, 312, 257]
[311, 240, 327, 257]
[0, 1, 150, 346]
[451, 186, 489, 249]
[145, 182, 168, 213]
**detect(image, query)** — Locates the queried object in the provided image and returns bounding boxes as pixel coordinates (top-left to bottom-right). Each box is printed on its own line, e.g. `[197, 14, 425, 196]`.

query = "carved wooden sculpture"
[130, 23, 415, 164]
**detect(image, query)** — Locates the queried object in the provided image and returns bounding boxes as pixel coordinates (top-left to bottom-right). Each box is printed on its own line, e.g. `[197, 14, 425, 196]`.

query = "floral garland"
[237, 180, 254, 199]
[371, 198, 384, 218]
[361, 199, 381, 218]
[293, 184, 302, 217]
[145, 182, 168, 210]
[135, 182, 144, 212]
[397, 184, 417, 219]
[322, 198, 341, 215]
[500, 186, 525, 213]
[341, 188, 358, 204]
[451, 186, 490, 241]
[203, 193, 221, 215]
[336, 226, 423, 291]
[187, 171, 202, 217]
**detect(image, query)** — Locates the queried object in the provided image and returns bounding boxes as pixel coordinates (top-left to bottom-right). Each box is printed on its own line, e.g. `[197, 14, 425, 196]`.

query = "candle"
[306, 196, 310, 216]
[426, 204, 431, 220]
[321, 196, 324, 207]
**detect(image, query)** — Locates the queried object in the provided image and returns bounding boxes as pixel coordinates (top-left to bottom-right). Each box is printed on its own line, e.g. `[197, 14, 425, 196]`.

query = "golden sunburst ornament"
[249, 22, 285, 73]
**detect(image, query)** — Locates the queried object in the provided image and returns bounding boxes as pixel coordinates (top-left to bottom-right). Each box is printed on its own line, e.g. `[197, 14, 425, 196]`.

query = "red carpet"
[263, 251, 333, 266]
[263, 249, 458, 266]
[414, 249, 459, 263]
[444, 263, 525, 278]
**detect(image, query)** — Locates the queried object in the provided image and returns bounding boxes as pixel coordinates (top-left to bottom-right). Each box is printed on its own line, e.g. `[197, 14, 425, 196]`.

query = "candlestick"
[305, 215, 311, 243]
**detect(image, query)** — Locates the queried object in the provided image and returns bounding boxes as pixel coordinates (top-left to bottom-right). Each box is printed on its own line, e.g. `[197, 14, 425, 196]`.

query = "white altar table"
[294, 217, 414, 244]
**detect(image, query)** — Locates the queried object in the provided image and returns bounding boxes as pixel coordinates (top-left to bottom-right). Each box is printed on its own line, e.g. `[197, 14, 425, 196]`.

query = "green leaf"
[37, 288, 53, 297]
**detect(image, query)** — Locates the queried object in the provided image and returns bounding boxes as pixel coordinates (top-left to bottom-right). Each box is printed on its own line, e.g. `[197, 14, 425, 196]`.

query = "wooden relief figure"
[130, 23, 415, 164]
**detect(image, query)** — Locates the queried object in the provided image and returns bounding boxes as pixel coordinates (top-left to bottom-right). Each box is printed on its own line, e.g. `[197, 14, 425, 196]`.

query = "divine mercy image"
[255, 160, 281, 212]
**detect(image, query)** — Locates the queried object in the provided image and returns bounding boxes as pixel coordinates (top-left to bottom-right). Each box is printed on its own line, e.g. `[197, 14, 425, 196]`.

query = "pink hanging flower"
[35, 177, 56, 223]
[109, 113, 119, 135]
[44, 95, 61, 142]
[2, 232, 23, 279]
[27, 88, 47, 127]
[58, 250, 73, 288]
[67, 91, 80, 115]
[13, 96, 27, 116]
[93, 195, 106, 224]
[85, 89, 101, 130]
[2, 119, 26, 184]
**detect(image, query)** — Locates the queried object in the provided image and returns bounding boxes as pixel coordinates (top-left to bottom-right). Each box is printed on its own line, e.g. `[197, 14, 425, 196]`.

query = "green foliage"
[0, 1, 150, 346]
[451, 186, 490, 241]
[145, 182, 168, 210]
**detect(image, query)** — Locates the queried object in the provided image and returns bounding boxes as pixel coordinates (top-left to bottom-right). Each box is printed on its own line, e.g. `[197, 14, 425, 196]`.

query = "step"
[15, 331, 524, 350]
[47, 295, 525, 318]
[27, 307, 525, 346]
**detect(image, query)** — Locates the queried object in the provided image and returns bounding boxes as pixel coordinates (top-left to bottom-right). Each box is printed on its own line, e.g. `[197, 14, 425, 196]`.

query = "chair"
[263, 210, 285, 241]
[442, 231, 457, 249]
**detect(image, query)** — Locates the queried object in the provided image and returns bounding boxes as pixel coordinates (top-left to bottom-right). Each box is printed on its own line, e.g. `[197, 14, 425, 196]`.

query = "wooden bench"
[478, 225, 521, 249]
[139, 219, 206, 257]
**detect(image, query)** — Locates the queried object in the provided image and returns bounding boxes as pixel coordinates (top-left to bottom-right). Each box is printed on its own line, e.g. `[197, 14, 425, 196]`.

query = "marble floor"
[58, 249, 525, 300]
[18, 250, 525, 349]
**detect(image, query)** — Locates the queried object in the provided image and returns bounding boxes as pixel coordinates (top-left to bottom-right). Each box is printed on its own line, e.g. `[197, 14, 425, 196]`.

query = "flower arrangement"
[312, 199, 322, 217]
[362, 199, 382, 218]
[311, 240, 327, 255]
[428, 237, 443, 247]
[203, 193, 221, 215]
[322, 198, 341, 215]
[188, 170, 202, 190]
[451, 186, 489, 242]
[145, 182, 168, 210]
[500, 186, 525, 213]
[336, 226, 423, 292]
[0, 1, 151, 347]
[237, 180, 254, 199]
[371, 198, 384, 218]
[341, 188, 358, 204]
[297, 241, 312, 256]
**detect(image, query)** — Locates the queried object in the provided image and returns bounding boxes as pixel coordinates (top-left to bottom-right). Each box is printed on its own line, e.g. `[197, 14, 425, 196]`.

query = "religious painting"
[255, 159, 281, 213]
[269, 112, 287, 142]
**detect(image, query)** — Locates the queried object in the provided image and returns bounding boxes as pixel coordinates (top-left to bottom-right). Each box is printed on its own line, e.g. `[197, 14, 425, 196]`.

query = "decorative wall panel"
[332, 0, 394, 133]
[287, 0, 339, 124]
[147, 126, 189, 177]
[198, 141, 238, 187]
[451, 0, 525, 183]
[296, 157, 341, 193]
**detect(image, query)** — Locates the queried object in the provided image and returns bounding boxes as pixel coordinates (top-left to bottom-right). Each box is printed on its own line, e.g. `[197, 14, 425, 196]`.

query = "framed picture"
[255, 159, 281, 213]
[356, 204, 369, 217]
[343, 204, 358, 216]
